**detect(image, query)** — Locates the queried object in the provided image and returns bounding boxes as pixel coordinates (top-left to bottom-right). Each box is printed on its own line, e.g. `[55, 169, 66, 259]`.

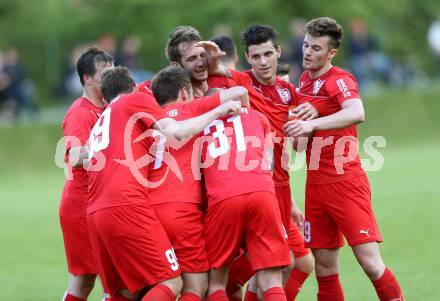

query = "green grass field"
[1, 86, 439, 300]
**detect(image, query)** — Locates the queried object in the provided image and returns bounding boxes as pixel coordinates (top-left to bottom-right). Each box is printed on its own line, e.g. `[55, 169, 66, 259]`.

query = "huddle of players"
[60, 17, 404, 301]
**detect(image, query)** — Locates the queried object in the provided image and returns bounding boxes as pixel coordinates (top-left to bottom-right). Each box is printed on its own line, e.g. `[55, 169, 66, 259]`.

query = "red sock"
[180, 291, 201, 301]
[63, 293, 86, 301]
[316, 274, 344, 301]
[372, 268, 404, 301]
[207, 289, 229, 301]
[244, 289, 259, 301]
[226, 255, 254, 297]
[262, 287, 287, 301]
[141, 284, 175, 301]
[284, 269, 310, 300]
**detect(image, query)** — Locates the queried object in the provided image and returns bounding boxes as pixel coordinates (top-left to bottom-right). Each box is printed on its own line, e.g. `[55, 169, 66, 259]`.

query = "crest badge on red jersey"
[313, 79, 325, 96]
[276, 86, 291, 104]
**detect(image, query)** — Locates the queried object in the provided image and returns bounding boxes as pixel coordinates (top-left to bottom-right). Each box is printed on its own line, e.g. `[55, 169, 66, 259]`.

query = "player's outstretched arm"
[154, 100, 242, 141]
[68, 146, 90, 168]
[284, 98, 364, 137]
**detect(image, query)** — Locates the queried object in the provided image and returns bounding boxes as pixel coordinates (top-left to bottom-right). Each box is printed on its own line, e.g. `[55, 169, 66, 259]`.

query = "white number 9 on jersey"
[165, 248, 179, 271]
[88, 108, 111, 159]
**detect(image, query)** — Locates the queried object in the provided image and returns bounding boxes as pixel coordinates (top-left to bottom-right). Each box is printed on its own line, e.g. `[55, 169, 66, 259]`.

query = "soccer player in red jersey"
[166, 26, 231, 98]
[59, 47, 114, 301]
[147, 66, 249, 301]
[86, 67, 242, 301]
[208, 25, 316, 301]
[201, 101, 291, 301]
[284, 17, 403, 301]
[138, 26, 224, 99]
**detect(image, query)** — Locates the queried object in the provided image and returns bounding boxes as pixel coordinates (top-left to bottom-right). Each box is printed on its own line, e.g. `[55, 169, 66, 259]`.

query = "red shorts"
[152, 202, 209, 273]
[87, 203, 180, 295]
[275, 184, 310, 258]
[60, 215, 97, 275]
[204, 191, 291, 271]
[305, 175, 383, 249]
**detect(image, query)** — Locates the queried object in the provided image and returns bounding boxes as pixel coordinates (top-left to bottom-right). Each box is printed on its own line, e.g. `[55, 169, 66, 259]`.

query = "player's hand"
[293, 102, 319, 121]
[291, 204, 305, 231]
[196, 41, 227, 76]
[283, 119, 314, 137]
[217, 100, 242, 116]
[197, 41, 225, 59]
[220, 86, 250, 108]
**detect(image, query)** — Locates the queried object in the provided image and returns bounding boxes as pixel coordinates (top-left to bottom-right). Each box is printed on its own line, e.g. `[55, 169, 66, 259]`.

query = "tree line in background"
[0, 0, 439, 102]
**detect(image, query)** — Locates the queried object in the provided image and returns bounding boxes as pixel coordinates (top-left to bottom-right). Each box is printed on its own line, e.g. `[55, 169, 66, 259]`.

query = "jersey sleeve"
[182, 93, 221, 117]
[326, 73, 360, 105]
[230, 69, 251, 86]
[129, 92, 168, 128]
[63, 107, 96, 152]
[287, 82, 299, 106]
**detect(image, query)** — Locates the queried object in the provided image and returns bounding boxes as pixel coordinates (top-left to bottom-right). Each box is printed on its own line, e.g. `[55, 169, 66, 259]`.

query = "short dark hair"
[304, 17, 343, 49]
[276, 62, 291, 76]
[100, 67, 135, 102]
[76, 47, 114, 86]
[151, 65, 192, 106]
[166, 26, 202, 63]
[241, 23, 279, 52]
[210, 35, 236, 61]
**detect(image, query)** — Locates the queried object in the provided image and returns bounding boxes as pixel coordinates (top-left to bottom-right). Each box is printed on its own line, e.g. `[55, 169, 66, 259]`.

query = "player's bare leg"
[294, 253, 314, 275]
[352, 242, 403, 300]
[352, 242, 385, 280]
[244, 275, 261, 301]
[63, 273, 96, 300]
[207, 267, 229, 300]
[281, 251, 296, 284]
[181, 272, 208, 300]
[108, 288, 139, 300]
[312, 248, 344, 301]
[141, 276, 183, 301]
[256, 267, 287, 301]
[312, 248, 339, 277]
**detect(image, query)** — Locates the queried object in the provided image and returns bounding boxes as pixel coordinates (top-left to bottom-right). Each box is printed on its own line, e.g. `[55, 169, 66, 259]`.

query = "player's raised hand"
[196, 41, 227, 76]
[283, 119, 314, 137]
[220, 86, 250, 108]
[217, 100, 242, 116]
[196, 41, 225, 59]
[293, 102, 319, 121]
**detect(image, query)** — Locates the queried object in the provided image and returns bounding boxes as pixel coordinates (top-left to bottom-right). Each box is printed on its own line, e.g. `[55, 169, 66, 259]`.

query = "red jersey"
[240, 70, 298, 186]
[208, 70, 262, 104]
[209, 70, 297, 185]
[147, 94, 221, 205]
[297, 66, 365, 184]
[87, 92, 167, 214]
[137, 79, 153, 95]
[202, 108, 275, 206]
[60, 97, 105, 217]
